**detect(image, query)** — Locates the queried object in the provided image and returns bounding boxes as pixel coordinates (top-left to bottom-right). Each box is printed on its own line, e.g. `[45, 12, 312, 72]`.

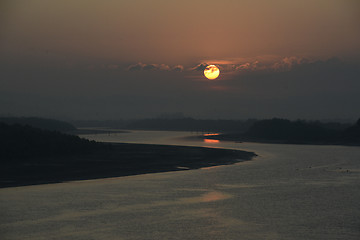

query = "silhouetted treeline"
[72, 118, 352, 133]
[72, 118, 258, 133]
[0, 117, 76, 132]
[0, 123, 101, 160]
[214, 118, 360, 145]
[72, 119, 128, 129]
[245, 119, 338, 142]
[341, 118, 360, 143]
[127, 118, 259, 132]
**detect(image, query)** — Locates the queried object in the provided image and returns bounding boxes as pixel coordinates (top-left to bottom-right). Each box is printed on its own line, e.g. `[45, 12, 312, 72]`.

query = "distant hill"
[340, 119, 360, 143]
[127, 118, 258, 132]
[245, 118, 338, 142]
[0, 123, 99, 160]
[0, 117, 76, 132]
[72, 117, 352, 133]
[209, 118, 360, 145]
[72, 118, 257, 133]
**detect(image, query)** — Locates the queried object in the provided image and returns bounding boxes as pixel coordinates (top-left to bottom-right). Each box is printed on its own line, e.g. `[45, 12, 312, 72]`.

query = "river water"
[1, 130, 360, 239]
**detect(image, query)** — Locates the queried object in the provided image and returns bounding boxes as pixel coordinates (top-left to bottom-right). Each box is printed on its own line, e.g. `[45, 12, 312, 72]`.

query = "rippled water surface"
[1, 130, 360, 239]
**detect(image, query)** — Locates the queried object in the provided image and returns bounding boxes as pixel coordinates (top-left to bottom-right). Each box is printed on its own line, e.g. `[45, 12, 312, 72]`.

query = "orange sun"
[204, 65, 220, 80]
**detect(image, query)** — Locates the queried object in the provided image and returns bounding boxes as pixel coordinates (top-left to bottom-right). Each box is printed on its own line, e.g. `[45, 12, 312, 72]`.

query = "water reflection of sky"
[3, 130, 360, 240]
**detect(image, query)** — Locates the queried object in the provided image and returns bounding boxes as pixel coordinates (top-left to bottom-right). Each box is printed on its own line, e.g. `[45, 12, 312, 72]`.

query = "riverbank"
[204, 118, 360, 146]
[1, 143, 256, 188]
[200, 134, 360, 146]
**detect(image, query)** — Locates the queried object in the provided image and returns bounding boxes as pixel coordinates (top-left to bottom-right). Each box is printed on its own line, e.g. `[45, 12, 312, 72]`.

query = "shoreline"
[1, 142, 256, 189]
[196, 135, 360, 147]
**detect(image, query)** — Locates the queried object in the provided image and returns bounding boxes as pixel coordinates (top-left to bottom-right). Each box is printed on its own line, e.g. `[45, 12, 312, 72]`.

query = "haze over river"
[1, 130, 360, 239]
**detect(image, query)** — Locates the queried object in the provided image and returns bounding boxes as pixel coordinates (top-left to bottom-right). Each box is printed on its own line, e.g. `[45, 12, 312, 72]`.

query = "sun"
[204, 65, 220, 80]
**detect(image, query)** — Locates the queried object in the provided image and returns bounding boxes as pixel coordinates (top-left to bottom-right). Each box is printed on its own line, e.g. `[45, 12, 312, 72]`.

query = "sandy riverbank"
[1, 143, 256, 188]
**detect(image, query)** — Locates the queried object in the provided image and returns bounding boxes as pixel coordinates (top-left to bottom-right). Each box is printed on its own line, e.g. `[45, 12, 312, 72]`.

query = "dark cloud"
[204, 56, 315, 74]
[143, 64, 157, 71]
[235, 61, 259, 71]
[189, 63, 208, 71]
[128, 62, 145, 71]
[1, 55, 359, 120]
[271, 57, 309, 71]
[127, 62, 180, 72]
[189, 56, 311, 74]
[224, 57, 360, 97]
[127, 56, 315, 74]
[172, 65, 184, 72]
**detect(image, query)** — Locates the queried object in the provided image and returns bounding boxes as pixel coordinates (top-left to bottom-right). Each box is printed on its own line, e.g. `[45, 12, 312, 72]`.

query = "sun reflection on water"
[204, 139, 220, 143]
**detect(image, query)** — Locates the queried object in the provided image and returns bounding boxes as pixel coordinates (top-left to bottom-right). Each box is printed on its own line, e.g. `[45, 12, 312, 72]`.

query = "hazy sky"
[1, 0, 360, 120]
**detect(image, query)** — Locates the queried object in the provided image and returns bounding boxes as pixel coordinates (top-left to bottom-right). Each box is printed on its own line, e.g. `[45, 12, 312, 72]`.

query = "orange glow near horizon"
[204, 139, 220, 143]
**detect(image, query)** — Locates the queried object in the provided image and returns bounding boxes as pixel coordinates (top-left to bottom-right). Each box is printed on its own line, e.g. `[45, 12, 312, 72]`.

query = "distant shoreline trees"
[0, 123, 100, 160]
[0, 117, 76, 132]
[215, 118, 360, 145]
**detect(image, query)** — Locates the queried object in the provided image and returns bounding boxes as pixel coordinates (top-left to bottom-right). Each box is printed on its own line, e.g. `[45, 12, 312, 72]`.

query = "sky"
[1, 0, 360, 120]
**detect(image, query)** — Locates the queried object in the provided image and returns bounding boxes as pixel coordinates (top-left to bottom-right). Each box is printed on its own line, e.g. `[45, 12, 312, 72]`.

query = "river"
[1, 130, 360, 239]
